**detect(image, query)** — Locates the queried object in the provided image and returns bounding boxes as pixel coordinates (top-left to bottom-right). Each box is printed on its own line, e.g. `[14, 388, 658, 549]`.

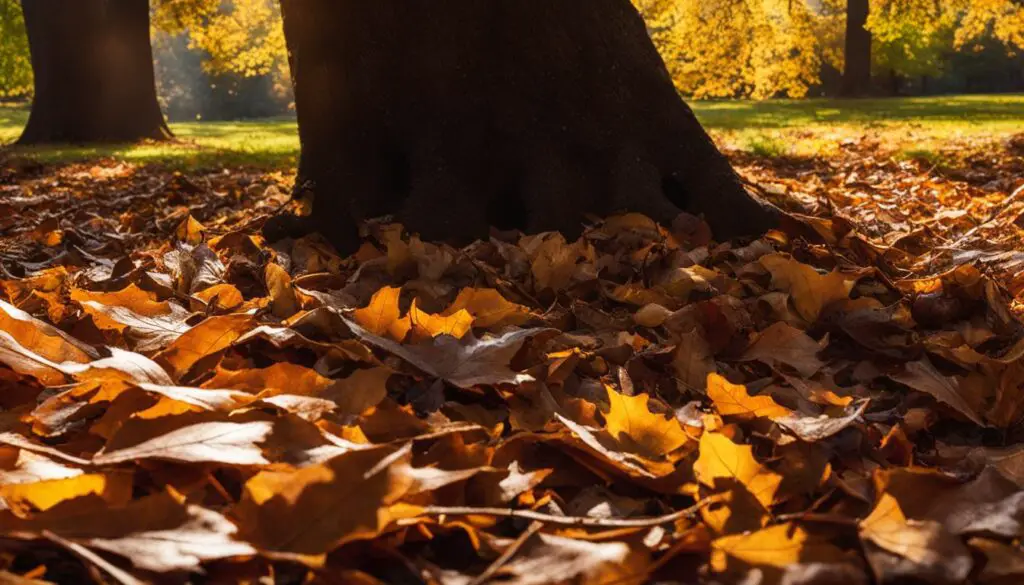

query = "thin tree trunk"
[17, 0, 171, 145]
[274, 0, 778, 251]
[841, 0, 872, 97]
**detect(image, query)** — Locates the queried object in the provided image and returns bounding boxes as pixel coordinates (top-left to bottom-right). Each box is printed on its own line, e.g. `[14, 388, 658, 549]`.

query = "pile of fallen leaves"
[733, 137, 1024, 308]
[0, 162, 1023, 584]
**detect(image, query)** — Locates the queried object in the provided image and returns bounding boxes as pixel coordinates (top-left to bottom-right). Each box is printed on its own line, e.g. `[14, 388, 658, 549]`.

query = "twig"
[773, 512, 859, 527]
[469, 521, 542, 585]
[43, 531, 143, 585]
[421, 499, 709, 529]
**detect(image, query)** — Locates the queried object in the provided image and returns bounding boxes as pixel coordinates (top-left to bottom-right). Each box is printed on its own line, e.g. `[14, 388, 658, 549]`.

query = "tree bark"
[275, 0, 778, 252]
[841, 0, 872, 97]
[17, 0, 171, 145]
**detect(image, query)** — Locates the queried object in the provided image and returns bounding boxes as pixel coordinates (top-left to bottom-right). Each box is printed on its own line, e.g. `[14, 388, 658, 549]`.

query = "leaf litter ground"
[0, 146, 1022, 584]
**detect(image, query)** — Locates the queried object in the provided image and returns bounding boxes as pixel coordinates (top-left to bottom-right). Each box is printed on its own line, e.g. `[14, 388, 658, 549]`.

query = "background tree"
[274, 0, 780, 252]
[17, 0, 171, 144]
[636, 0, 837, 98]
[0, 0, 31, 100]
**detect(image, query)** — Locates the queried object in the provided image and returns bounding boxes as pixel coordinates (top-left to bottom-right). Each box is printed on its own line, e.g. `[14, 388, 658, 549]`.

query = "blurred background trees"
[0, 0, 1022, 111]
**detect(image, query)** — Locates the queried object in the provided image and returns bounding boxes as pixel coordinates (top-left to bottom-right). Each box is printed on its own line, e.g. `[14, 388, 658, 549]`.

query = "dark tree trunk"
[275, 0, 778, 251]
[17, 0, 171, 145]
[841, 0, 872, 97]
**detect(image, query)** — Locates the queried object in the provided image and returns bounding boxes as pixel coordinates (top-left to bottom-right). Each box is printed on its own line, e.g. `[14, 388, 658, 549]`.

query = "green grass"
[694, 94, 1024, 158]
[2, 94, 1023, 168]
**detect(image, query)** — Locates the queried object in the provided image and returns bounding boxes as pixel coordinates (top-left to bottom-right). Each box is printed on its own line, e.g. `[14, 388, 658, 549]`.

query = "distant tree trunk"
[888, 69, 901, 96]
[841, 0, 872, 97]
[17, 0, 171, 145]
[273, 0, 778, 252]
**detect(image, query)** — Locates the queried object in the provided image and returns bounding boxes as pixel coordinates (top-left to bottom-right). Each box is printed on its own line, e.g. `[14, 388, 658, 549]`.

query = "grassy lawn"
[2, 94, 1023, 168]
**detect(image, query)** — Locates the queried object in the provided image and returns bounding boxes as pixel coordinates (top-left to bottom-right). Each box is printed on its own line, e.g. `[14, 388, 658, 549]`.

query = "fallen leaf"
[760, 254, 853, 322]
[233, 445, 412, 555]
[346, 317, 551, 389]
[740, 322, 825, 378]
[890, 359, 986, 426]
[711, 522, 846, 573]
[706, 373, 791, 420]
[352, 287, 411, 342]
[446, 288, 533, 328]
[604, 388, 689, 458]
[93, 417, 273, 466]
[859, 493, 972, 584]
[155, 314, 254, 380]
[695, 432, 781, 510]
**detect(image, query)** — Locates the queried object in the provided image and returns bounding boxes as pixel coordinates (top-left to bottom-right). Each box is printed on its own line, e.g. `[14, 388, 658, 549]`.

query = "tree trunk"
[275, 0, 778, 252]
[17, 0, 171, 145]
[841, 0, 872, 97]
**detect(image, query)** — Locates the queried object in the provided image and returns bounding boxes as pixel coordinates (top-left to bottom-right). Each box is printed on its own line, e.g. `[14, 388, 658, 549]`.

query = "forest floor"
[0, 97, 1021, 583]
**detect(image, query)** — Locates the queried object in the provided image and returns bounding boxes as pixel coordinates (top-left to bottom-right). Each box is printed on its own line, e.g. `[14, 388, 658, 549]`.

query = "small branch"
[469, 521, 542, 585]
[773, 512, 859, 527]
[421, 500, 708, 529]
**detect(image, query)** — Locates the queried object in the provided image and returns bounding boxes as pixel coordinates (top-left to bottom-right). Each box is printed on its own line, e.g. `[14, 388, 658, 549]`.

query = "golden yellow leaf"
[204, 362, 334, 395]
[409, 299, 473, 342]
[604, 388, 689, 458]
[71, 284, 170, 319]
[174, 214, 206, 245]
[445, 288, 533, 328]
[353, 287, 411, 342]
[695, 432, 781, 509]
[706, 373, 791, 420]
[0, 472, 133, 516]
[711, 522, 845, 572]
[264, 262, 299, 319]
[155, 314, 253, 380]
[760, 254, 853, 322]
[859, 492, 972, 580]
[192, 283, 244, 312]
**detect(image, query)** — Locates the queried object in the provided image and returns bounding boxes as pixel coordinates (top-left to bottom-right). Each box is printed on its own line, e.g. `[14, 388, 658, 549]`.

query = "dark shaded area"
[17, 0, 171, 145]
[276, 0, 778, 252]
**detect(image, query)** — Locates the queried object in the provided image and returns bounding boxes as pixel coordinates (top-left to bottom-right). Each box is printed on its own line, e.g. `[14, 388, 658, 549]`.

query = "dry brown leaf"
[93, 417, 273, 466]
[890, 359, 986, 426]
[346, 317, 550, 389]
[672, 329, 715, 391]
[740, 322, 825, 378]
[2, 489, 255, 572]
[233, 445, 412, 555]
